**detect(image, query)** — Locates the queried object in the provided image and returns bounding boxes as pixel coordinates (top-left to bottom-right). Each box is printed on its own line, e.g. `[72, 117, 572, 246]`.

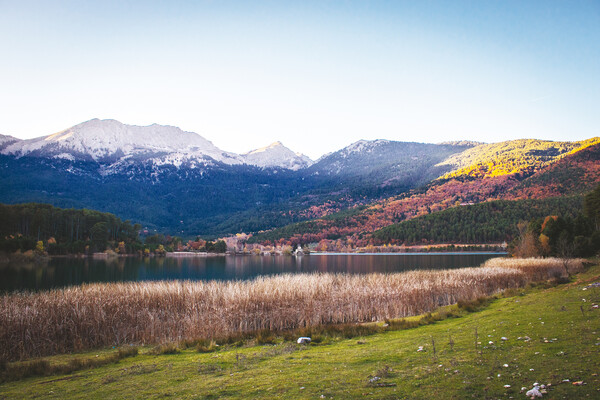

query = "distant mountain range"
[248, 137, 600, 246]
[1, 119, 312, 170]
[1, 118, 599, 241]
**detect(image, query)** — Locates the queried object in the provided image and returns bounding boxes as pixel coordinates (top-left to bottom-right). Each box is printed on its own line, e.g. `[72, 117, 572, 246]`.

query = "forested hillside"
[0, 155, 322, 235]
[372, 197, 583, 245]
[507, 143, 600, 198]
[0, 203, 141, 254]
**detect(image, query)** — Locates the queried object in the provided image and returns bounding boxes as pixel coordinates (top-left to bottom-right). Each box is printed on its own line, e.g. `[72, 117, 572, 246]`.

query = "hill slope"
[250, 141, 600, 246]
[438, 138, 600, 179]
[372, 196, 583, 245]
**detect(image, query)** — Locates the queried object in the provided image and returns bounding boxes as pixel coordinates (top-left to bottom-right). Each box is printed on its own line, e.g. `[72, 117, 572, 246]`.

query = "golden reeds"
[482, 257, 585, 281]
[0, 258, 584, 361]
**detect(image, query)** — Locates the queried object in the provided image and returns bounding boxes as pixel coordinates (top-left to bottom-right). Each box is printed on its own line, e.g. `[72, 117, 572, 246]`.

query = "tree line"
[372, 196, 583, 245]
[511, 184, 600, 257]
[0, 203, 141, 254]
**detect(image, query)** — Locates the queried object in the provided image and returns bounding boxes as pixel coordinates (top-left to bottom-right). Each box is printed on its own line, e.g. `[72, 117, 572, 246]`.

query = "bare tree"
[556, 231, 574, 278]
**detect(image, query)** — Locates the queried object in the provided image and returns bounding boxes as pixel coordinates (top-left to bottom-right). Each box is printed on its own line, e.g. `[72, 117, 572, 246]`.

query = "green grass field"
[1, 260, 599, 399]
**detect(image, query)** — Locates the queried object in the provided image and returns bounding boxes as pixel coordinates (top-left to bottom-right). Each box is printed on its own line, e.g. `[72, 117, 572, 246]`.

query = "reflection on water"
[0, 253, 506, 292]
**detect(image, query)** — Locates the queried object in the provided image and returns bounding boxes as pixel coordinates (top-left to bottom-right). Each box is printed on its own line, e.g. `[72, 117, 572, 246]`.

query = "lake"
[0, 252, 506, 292]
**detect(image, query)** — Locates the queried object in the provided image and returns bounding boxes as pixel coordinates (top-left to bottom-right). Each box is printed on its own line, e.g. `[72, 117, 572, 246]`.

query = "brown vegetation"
[0, 258, 585, 362]
[481, 257, 584, 282]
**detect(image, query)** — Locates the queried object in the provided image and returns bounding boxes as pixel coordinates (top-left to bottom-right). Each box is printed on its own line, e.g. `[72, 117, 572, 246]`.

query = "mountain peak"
[1, 118, 243, 165]
[0, 119, 318, 171]
[245, 141, 285, 155]
[243, 141, 312, 170]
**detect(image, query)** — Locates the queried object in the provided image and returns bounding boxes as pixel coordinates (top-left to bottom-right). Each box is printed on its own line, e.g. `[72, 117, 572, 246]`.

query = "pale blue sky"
[1, 0, 598, 159]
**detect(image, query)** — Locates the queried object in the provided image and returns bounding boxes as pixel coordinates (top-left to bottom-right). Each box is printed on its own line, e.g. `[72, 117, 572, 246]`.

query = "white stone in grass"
[526, 386, 543, 398]
[503, 364, 509, 367]
[504, 384, 511, 388]
[297, 337, 311, 344]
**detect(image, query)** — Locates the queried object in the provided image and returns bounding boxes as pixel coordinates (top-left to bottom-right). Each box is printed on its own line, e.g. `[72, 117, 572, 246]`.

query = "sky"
[0, 0, 599, 159]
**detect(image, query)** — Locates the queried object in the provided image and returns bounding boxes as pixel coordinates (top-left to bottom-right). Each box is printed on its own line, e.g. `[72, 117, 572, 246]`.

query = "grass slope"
[1, 261, 599, 399]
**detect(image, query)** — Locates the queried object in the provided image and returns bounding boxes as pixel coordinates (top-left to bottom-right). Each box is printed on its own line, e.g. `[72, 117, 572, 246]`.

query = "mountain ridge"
[247, 141, 600, 246]
[2, 119, 315, 171]
[2, 118, 599, 239]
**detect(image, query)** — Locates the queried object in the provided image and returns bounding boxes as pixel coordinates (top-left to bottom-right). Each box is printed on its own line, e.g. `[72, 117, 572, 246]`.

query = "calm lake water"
[0, 252, 506, 292]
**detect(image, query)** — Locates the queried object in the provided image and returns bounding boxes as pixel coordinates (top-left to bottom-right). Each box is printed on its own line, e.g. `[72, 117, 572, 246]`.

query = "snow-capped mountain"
[1, 119, 243, 166]
[1, 119, 319, 171]
[242, 141, 313, 171]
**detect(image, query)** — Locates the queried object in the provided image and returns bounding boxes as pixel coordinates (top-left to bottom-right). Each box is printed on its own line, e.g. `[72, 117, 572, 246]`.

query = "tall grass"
[0, 258, 584, 361]
[482, 257, 585, 282]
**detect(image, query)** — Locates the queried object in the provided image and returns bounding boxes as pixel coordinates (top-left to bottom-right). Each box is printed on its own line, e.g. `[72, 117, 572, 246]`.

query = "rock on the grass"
[525, 385, 543, 398]
[297, 337, 311, 344]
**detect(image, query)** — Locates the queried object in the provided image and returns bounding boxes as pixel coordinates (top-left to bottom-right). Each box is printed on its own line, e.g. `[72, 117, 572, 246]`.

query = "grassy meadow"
[0, 258, 598, 399]
[0, 258, 583, 362]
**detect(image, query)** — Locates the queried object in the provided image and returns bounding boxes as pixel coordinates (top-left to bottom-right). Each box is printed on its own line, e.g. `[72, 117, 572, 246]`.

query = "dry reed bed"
[0, 257, 584, 361]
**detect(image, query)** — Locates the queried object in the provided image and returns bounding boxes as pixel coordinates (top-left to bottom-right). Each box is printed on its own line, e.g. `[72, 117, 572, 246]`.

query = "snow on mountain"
[308, 139, 473, 179]
[0, 134, 21, 151]
[1, 119, 243, 165]
[340, 139, 391, 157]
[242, 141, 313, 170]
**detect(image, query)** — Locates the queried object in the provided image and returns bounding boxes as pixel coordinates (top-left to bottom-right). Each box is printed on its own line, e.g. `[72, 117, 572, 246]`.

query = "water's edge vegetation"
[0, 258, 583, 363]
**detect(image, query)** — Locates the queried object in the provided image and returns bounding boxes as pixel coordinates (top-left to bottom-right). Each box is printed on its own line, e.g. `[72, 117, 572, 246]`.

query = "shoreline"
[1, 250, 509, 262]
